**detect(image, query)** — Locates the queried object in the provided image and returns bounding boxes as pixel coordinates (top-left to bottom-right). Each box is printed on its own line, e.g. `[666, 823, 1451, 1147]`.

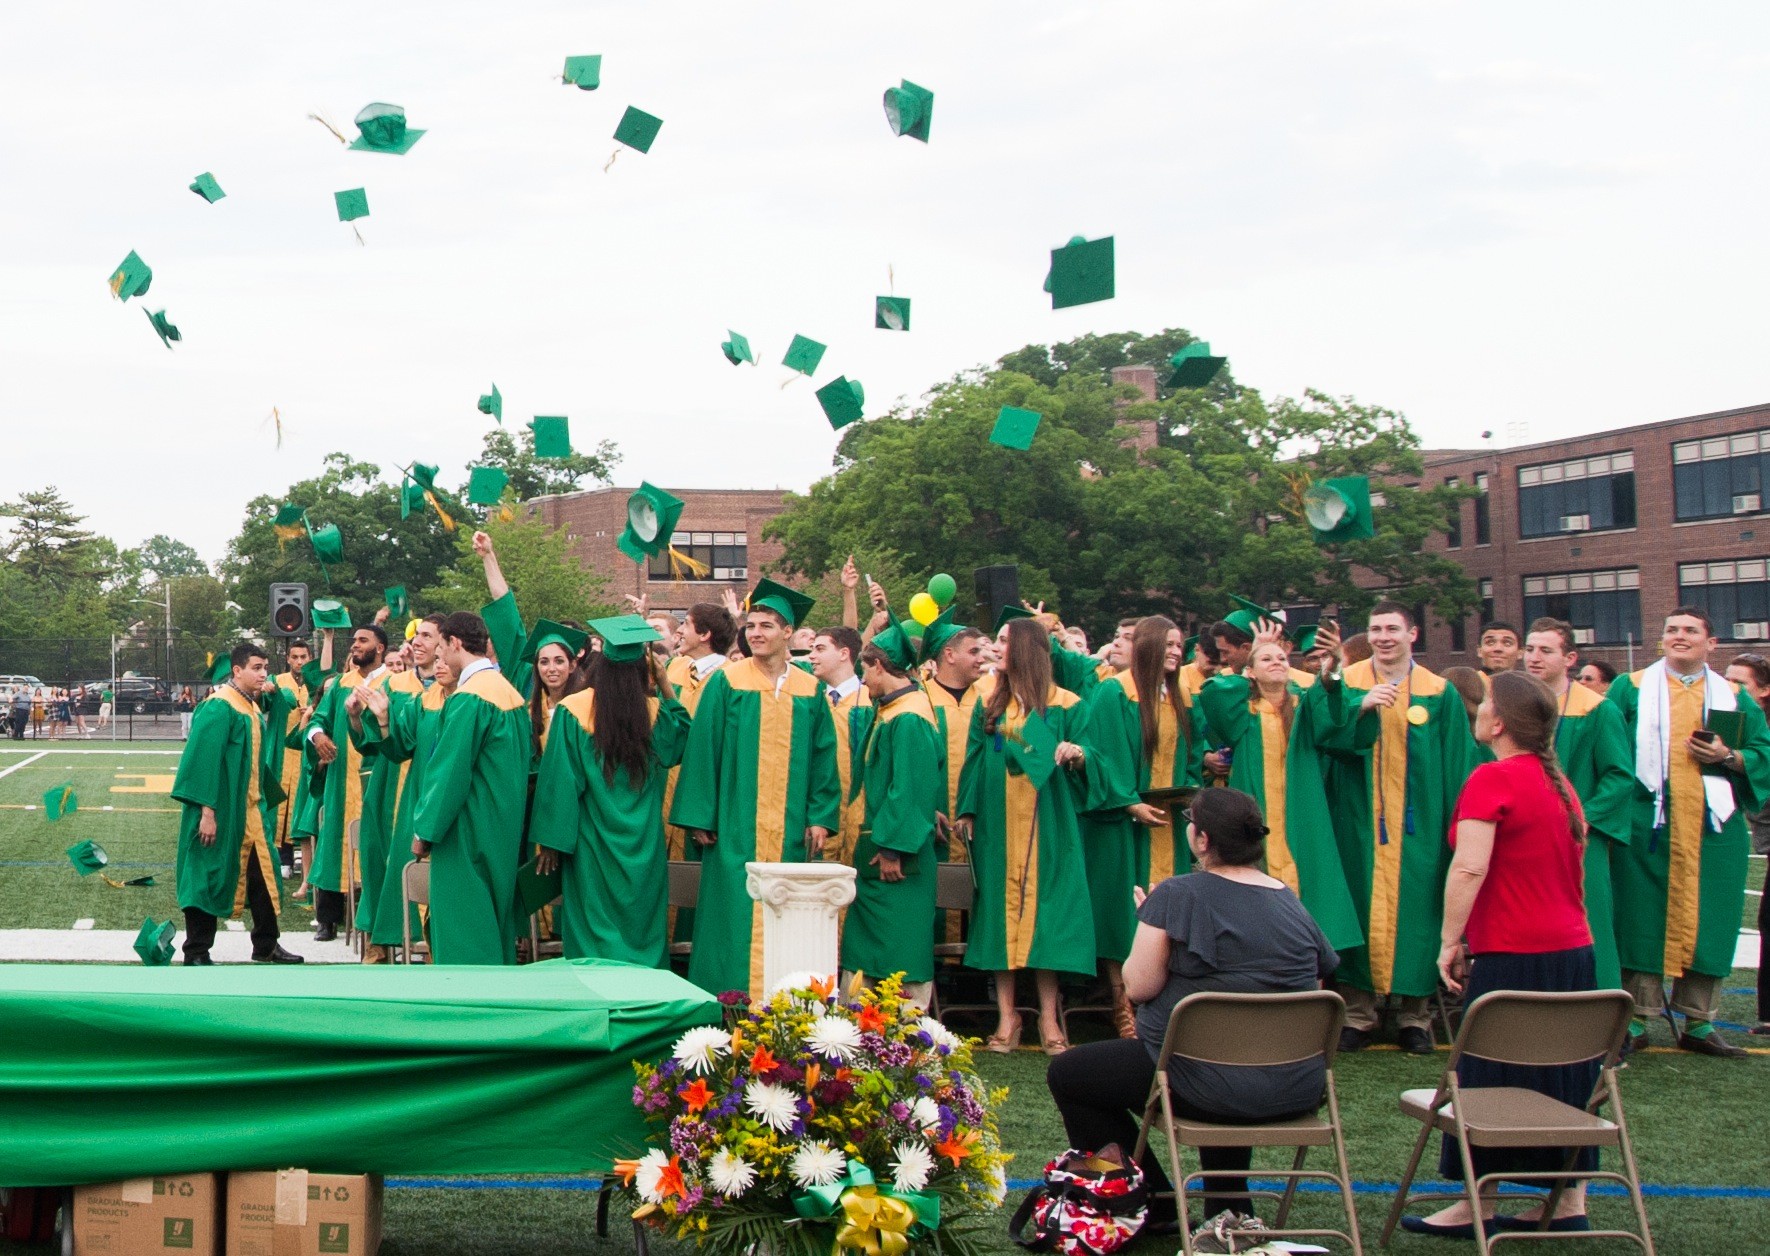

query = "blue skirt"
[1438, 945, 1600, 1181]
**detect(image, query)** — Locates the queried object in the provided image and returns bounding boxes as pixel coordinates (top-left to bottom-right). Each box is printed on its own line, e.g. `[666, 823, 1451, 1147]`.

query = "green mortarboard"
[1223, 595, 1284, 638]
[721, 331, 754, 365]
[617, 482, 685, 563]
[385, 585, 408, 617]
[918, 607, 968, 665]
[1046, 235, 1115, 309]
[531, 416, 572, 459]
[993, 604, 1035, 634]
[613, 106, 663, 153]
[1166, 342, 1225, 389]
[189, 172, 225, 203]
[66, 839, 107, 874]
[307, 521, 344, 564]
[875, 296, 911, 331]
[1008, 710, 1060, 791]
[815, 376, 866, 430]
[748, 578, 815, 630]
[407, 462, 441, 493]
[350, 102, 425, 154]
[990, 405, 1042, 450]
[108, 250, 152, 302]
[134, 918, 177, 966]
[311, 598, 351, 630]
[588, 614, 660, 663]
[523, 617, 591, 665]
[562, 54, 602, 90]
[144, 309, 181, 349]
[1294, 624, 1323, 654]
[44, 782, 78, 822]
[782, 334, 826, 376]
[334, 187, 370, 222]
[400, 479, 429, 519]
[273, 503, 307, 530]
[1304, 476, 1375, 543]
[1182, 634, 1198, 664]
[478, 383, 502, 422]
[207, 653, 233, 685]
[870, 619, 920, 672]
[467, 465, 509, 506]
[516, 858, 564, 916]
[882, 78, 934, 142]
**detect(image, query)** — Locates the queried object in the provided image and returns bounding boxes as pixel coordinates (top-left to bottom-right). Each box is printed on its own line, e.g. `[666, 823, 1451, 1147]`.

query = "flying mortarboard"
[747, 578, 815, 630]
[993, 604, 1035, 634]
[1294, 623, 1325, 654]
[530, 416, 572, 459]
[613, 106, 663, 154]
[273, 504, 308, 547]
[66, 840, 107, 874]
[1046, 235, 1115, 309]
[875, 296, 911, 331]
[1304, 476, 1375, 543]
[467, 465, 509, 506]
[523, 618, 591, 665]
[334, 188, 370, 222]
[144, 309, 181, 349]
[918, 606, 968, 665]
[107, 250, 152, 302]
[189, 172, 225, 203]
[400, 479, 429, 519]
[306, 520, 344, 565]
[882, 79, 934, 142]
[311, 598, 351, 630]
[478, 383, 502, 423]
[870, 618, 920, 672]
[1166, 342, 1225, 389]
[44, 782, 78, 822]
[721, 331, 754, 366]
[617, 482, 685, 563]
[989, 406, 1042, 451]
[134, 918, 177, 966]
[815, 376, 866, 430]
[562, 54, 602, 90]
[385, 586, 408, 618]
[588, 614, 660, 663]
[782, 334, 826, 377]
[350, 102, 425, 154]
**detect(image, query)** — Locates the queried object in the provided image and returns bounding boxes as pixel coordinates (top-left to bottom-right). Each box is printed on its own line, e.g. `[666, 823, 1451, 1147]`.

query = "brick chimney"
[1111, 364, 1160, 454]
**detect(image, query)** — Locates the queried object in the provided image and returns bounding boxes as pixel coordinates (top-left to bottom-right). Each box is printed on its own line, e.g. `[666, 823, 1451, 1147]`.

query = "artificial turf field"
[0, 743, 1765, 1255]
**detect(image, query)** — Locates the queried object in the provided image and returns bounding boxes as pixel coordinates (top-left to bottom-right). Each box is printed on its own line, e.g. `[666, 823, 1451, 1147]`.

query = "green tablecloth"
[0, 958, 718, 1186]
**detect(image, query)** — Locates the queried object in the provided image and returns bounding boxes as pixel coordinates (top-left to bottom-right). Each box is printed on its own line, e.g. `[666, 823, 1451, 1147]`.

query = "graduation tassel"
[666, 545, 710, 580]
[423, 490, 457, 532]
[307, 112, 349, 145]
[352, 225, 365, 247]
[603, 147, 620, 174]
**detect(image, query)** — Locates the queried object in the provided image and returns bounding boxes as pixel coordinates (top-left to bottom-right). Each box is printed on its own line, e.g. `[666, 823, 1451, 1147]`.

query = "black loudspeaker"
[973, 565, 1019, 628]
[269, 583, 310, 638]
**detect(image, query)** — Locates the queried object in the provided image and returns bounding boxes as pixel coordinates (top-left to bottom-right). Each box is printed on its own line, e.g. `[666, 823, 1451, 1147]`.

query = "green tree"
[997, 328, 1238, 401]
[127, 535, 209, 581]
[460, 426, 620, 508]
[0, 487, 108, 589]
[420, 509, 616, 626]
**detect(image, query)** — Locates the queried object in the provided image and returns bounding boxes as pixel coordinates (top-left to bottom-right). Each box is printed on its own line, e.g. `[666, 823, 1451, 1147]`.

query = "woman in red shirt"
[1406, 670, 1598, 1238]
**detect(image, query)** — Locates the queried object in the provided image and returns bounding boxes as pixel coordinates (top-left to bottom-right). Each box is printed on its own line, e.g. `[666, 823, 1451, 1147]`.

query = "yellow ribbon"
[424, 489, 457, 532]
[835, 1186, 918, 1256]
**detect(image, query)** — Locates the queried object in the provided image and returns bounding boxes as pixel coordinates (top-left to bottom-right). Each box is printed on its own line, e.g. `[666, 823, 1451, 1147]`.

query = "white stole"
[1633, 658, 1737, 830]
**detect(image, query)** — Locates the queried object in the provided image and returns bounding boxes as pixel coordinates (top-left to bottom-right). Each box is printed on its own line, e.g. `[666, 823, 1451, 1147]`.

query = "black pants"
[1047, 1038, 1281, 1221]
[1757, 889, 1769, 1022]
[183, 851, 279, 960]
[8, 711, 24, 739]
[314, 887, 347, 928]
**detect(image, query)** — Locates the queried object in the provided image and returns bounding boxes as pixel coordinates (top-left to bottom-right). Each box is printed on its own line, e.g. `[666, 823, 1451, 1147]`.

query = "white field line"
[0, 751, 47, 779]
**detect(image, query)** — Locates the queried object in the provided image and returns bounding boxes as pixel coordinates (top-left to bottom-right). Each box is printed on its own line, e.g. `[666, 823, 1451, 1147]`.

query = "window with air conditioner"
[1734, 622, 1770, 641]
[1517, 453, 1635, 538]
[1678, 558, 1770, 640]
[1674, 430, 1770, 521]
[1734, 494, 1761, 514]
[1521, 569, 1641, 645]
[1571, 628, 1595, 646]
[1559, 514, 1591, 532]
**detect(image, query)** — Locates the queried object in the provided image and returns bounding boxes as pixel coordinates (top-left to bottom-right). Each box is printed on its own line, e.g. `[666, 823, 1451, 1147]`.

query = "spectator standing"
[176, 686, 196, 738]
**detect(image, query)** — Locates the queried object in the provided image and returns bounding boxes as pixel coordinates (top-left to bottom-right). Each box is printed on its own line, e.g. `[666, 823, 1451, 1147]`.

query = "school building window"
[1444, 477, 1462, 549]
[1474, 473, 1491, 545]
[1517, 452, 1636, 538]
[1673, 431, 1770, 522]
[1521, 569, 1641, 646]
[647, 531, 748, 581]
[1677, 559, 1770, 642]
[1479, 578, 1494, 625]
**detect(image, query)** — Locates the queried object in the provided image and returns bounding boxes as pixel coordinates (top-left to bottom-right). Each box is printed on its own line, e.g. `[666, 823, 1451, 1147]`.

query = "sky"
[4, 1, 1770, 562]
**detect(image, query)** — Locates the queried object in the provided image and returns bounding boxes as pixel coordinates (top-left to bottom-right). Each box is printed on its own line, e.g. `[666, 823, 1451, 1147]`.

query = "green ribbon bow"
[792, 1160, 940, 1255]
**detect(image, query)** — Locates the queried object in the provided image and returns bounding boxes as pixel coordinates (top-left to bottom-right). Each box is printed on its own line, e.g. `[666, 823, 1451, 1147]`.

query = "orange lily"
[935, 1130, 979, 1168]
[811, 974, 837, 999]
[857, 1004, 887, 1033]
[657, 1155, 687, 1200]
[750, 1043, 779, 1074]
[805, 1061, 821, 1092]
[613, 1158, 642, 1187]
[677, 1078, 713, 1113]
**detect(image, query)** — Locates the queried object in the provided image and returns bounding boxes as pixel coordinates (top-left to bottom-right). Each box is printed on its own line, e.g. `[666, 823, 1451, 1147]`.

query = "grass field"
[0, 744, 1765, 1254]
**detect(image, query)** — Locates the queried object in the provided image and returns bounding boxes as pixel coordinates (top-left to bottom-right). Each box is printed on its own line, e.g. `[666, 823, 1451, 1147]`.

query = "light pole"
[131, 586, 173, 696]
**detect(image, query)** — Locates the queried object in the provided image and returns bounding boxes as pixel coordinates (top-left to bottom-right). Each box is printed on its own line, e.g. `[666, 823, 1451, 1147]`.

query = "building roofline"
[1420, 399, 1770, 464]
[526, 483, 795, 507]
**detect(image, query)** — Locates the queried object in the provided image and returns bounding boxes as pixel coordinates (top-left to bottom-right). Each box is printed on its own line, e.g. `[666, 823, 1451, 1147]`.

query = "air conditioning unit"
[1559, 514, 1591, 532]
[1572, 628, 1596, 646]
[712, 567, 748, 581]
[1733, 621, 1769, 641]
[1734, 493, 1761, 514]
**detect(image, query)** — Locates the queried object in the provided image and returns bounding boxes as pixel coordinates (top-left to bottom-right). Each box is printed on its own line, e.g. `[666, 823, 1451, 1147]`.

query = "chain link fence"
[0, 637, 230, 742]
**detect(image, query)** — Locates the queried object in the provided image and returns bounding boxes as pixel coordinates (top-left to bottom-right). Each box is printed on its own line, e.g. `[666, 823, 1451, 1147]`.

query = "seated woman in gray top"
[1045, 787, 1338, 1230]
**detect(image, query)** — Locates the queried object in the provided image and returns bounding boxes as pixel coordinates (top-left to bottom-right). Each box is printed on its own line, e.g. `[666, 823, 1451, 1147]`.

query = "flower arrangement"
[619, 973, 1011, 1256]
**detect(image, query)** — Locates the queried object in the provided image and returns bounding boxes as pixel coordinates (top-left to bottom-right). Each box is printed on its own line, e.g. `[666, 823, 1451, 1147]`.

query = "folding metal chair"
[667, 860, 700, 961]
[1133, 990, 1361, 1255]
[929, 862, 993, 1023]
[1379, 989, 1652, 1255]
[399, 859, 430, 964]
[528, 900, 566, 962]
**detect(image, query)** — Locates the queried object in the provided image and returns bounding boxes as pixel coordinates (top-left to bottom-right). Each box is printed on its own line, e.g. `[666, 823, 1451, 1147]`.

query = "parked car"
[0, 675, 45, 692]
[79, 676, 171, 715]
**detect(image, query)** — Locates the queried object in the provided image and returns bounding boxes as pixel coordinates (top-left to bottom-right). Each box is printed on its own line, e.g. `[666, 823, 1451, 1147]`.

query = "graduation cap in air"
[478, 383, 502, 423]
[467, 466, 509, 506]
[1166, 342, 1225, 389]
[530, 416, 572, 459]
[306, 520, 344, 565]
[189, 172, 225, 203]
[816, 376, 866, 430]
[334, 188, 370, 222]
[144, 310, 181, 349]
[1223, 595, 1285, 638]
[875, 296, 911, 331]
[993, 604, 1036, 634]
[617, 482, 685, 563]
[134, 918, 177, 966]
[350, 103, 425, 154]
[588, 614, 660, 663]
[1045, 235, 1114, 309]
[882, 79, 934, 142]
[562, 54, 602, 90]
[747, 578, 815, 630]
[613, 106, 663, 155]
[44, 782, 78, 822]
[524, 618, 591, 665]
[311, 598, 352, 631]
[385, 586, 408, 618]
[870, 618, 921, 672]
[66, 840, 107, 875]
[989, 406, 1042, 451]
[918, 607, 968, 665]
[272, 504, 308, 550]
[721, 331, 754, 365]
[782, 334, 826, 378]
[107, 250, 152, 302]
[1303, 477, 1375, 543]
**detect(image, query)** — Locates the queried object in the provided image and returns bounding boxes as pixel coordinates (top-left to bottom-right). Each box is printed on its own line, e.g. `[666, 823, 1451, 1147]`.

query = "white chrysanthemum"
[790, 1141, 847, 1188]
[805, 1014, 864, 1061]
[983, 1162, 1007, 1205]
[708, 1148, 757, 1198]
[890, 1140, 936, 1193]
[770, 970, 834, 997]
[911, 1096, 941, 1130]
[744, 1080, 799, 1131]
[917, 1016, 961, 1051]
[672, 1025, 732, 1075]
[634, 1149, 672, 1203]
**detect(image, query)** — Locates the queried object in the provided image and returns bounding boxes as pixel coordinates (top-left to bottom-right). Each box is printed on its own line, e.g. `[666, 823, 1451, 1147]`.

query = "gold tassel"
[308, 112, 348, 145]
[666, 546, 710, 579]
[423, 490, 457, 532]
[603, 147, 620, 174]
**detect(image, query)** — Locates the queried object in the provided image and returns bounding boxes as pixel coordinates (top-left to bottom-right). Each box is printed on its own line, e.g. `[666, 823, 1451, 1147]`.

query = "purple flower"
[859, 1031, 887, 1054]
[717, 990, 750, 1007]
[632, 1085, 647, 1106]
[935, 1043, 952, 1057]
[937, 1104, 958, 1137]
[681, 1185, 704, 1211]
[913, 1074, 934, 1090]
[914, 1030, 934, 1047]
[889, 1101, 911, 1122]
[877, 1040, 913, 1067]
[670, 1119, 714, 1158]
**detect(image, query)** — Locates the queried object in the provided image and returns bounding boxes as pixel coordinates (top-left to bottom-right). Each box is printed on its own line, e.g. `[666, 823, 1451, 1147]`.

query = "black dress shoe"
[1398, 1027, 1436, 1055]
[252, 944, 305, 964]
[1399, 1216, 1476, 1239]
[313, 923, 338, 942]
[1678, 1030, 1747, 1058]
[1338, 1026, 1372, 1052]
[183, 953, 214, 966]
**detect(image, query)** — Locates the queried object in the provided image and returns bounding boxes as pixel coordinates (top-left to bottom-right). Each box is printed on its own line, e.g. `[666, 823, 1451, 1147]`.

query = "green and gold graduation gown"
[173, 686, 280, 918]
[356, 677, 448, 948]
[531, 688, 692, 966]
[840, 688, 945, 983]
[1315, 659, 1475, 998]
[1550, 681, 1636, 989]
[957, 684, 1097, 976]
[270, 671, 309, 844]
[348, 669, 423, 940]
[411, 665, 531, 965]
[1605, 670, 1770, 981]
[827, 684, 873, 865]
[302, 668, 371, 896]
[664, 653, 722, 943]
[1195, 674, 1363, 951]
[669, 657, 842, 999]
[482, 590, 537, 697]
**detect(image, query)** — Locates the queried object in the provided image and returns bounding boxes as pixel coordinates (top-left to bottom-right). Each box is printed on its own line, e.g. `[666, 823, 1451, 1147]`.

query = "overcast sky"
[4, 1, 1768, 562]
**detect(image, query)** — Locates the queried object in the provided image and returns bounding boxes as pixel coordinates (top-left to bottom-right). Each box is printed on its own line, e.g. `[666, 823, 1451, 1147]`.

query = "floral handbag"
[1008, 1144, 1148, 1256]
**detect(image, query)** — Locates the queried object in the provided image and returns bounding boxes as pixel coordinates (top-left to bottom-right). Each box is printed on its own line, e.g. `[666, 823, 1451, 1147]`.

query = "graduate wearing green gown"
[301, 625, 389, 939]
[346, 667, 423, 953]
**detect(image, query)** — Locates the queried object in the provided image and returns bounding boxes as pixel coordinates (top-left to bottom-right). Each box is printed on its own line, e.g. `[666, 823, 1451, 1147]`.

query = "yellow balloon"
[909, 592, 939, 626]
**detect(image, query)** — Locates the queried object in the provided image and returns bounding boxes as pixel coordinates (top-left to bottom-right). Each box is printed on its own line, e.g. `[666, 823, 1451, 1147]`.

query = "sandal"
[1111, 985, 1137, 1039]
[1040, 1023, 1071, 1056]
[985, 1014, 1023, 1054]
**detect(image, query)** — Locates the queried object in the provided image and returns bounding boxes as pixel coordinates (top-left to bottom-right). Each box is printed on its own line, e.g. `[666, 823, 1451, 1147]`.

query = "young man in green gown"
[303, 621, 388, 942]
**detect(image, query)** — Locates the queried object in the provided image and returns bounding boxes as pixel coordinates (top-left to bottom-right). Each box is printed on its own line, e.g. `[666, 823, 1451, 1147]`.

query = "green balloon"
[928, 573, 957, 606]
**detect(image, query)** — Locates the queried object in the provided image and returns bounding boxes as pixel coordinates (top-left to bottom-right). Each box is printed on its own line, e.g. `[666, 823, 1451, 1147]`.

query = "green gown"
[1604, 670, 1770, 981]
[1314, 660, 1475, 998]
[411, 664, 531, 965]
[668, 657, 842, 999]
[357, 675, 447, 947]
[839, 688, 946, 983]
[172, 687, 279, 918]
[957, 683, 1097, 976]
[1550, 681, 1636, 989]
[347, 670, 423, 940]
[267, 672, 308, 845]
[301, 667, 373, 896]
[530, 688, 692, 966]
[483, 590, 537, 698]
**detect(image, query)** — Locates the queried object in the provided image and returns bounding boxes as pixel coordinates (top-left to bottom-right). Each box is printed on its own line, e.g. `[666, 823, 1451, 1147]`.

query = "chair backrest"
[935, 861, 973, 911]
[668, 860, 701, 909]
[1157, 991, 1346, 1069]
[403, 858, 430, 907]
[1452, 989, 1633, 1068]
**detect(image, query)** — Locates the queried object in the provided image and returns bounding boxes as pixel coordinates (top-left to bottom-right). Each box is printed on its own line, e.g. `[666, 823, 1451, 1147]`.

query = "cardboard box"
[225, 1171, 382, 1256]
[72, 1175, 221, 1255]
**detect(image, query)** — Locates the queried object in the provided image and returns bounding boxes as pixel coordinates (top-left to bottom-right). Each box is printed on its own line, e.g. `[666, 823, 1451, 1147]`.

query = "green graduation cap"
[530, 416, 572, 459]
[207, 652, 232, 685]
[1166, 342, 1225, 389]
[613, 106, 663, 154]
[478, 383, 502, 423]
[989, 405, 1042, 451]
[107, 250, 152, 302]
[307, 521, 343, 564]
[782, 334, 826, 377]
[273, 503, 307, 532]
[400, 479, 429, 519]
[334, 187, 369, 222]
[993, 604, 1035, 634]
[588, 614, 660, 663]
[189, 172, 225, 203]
[870, 618, 920, 672]
[1304, 476, 1375, 543]
[815, 376, 866, 430]
[1182, 633, 1198, 664]
[516, 858, 564, 916]
[134, 918, 177, 966]
[882, 78, 934, 142]
[385, 586, 408, 618]
[144, 309, 181, 349]
[523, 618, 591, 665]
[44, 782, 78, 822]
[617, 482, 685, 563]
[467, 465, 509, 506]
[1294, 623, 1324, 654]
[748, 577, 815, 630]
[1046, 235, 1115, 309]
[407, 462, 441, 493]
[562, 54, 602, 90]
[918, 607, 968, 665]
[350, 102, 425, 154]
[1223, 594, 1284, 638]
[875, 296, 911, 331]
[66, 839, 107, 875]
[721, 331, 754, 365]
[311, 598, 351, 630]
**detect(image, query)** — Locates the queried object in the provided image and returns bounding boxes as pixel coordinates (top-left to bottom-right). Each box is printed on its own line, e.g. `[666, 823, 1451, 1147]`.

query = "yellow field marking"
[112, 773, 175, 794]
